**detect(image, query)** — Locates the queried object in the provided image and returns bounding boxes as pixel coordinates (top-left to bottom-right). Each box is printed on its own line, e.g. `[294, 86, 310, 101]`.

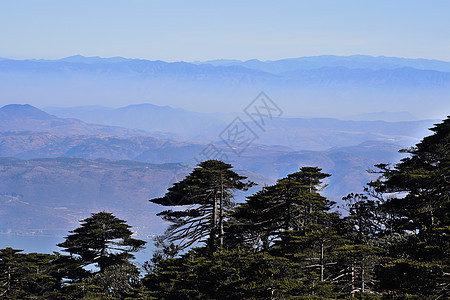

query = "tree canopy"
[57, 211, 146, 273]
[150, 160, 254, 251]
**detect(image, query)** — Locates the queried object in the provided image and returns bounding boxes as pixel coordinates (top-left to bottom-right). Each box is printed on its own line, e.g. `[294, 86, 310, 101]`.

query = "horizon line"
[1, 54, 450, 64]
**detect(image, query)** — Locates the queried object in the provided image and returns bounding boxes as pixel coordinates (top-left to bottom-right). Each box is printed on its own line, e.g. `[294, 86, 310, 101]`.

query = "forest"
[0, 116, 449, 299]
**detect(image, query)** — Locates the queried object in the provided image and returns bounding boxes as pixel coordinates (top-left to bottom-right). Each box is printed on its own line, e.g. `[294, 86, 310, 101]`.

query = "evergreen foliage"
[0, 248, 61, 299]
[367, 117, 450, 297]
[150, 160, 254, 252]
[57, 211, 146, 273]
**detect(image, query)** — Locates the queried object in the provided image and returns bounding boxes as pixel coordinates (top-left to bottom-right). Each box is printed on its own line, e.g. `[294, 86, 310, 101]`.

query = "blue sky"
[1, 0, 449, 61]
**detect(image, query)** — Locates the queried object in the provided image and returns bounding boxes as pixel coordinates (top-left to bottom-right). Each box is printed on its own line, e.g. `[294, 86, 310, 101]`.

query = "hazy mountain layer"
[1, 56, 449, 119]
[0, 140, 405, 238]
[43, 104, 437, 151]
[196, 55, 450, 73]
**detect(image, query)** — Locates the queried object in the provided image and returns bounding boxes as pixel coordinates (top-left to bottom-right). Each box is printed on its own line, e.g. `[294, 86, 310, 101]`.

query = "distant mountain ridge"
[344, 111, 417, 122]
[58, 55, 129, 64]
[31, 54, 450, 72]
[196, 55, 450, 73]
[1, 55, 449, 119]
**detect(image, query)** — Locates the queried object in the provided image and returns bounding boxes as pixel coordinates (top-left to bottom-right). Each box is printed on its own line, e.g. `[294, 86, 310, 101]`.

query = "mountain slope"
[0, 104, 152, 136]
[0, 140, 406, 238]
[0, 128, 406, 203]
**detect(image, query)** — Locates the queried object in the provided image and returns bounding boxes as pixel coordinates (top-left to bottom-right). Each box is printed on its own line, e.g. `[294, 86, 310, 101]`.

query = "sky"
[1, 0, 450, 62]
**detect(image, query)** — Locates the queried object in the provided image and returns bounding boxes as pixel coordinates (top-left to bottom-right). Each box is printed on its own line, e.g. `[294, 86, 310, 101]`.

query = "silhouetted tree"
[367, 117, 450, 297]
[231, 167, 332, 250]
[57, 211, 145, 273]
[150, 160, 254, 252]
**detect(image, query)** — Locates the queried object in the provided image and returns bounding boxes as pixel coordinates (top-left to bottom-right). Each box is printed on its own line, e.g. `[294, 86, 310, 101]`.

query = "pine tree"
[75, 262, 141, 299]
[325, 193, 385, 297]
[231, 167, 332, 250]
[229, 167, 345, 297]
[150, 160, 254, 252]
[57, 211, 146, 273]
[0, 248, 26, 298]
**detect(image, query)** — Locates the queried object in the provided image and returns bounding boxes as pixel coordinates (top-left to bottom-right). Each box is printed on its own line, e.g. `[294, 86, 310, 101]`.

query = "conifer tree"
[0, 248, 62, 299]
[231, 167, 332, 250]
[0, 248, 27, 298]
[328, 193, 384, 297]
[150, 160, 254, 251]
[367, 117, 450, 297]
[57, 211, 145, 273]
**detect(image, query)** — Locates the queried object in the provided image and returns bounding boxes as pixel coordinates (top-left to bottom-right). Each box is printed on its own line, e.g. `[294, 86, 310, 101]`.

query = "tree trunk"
[100, 223, 106, 272]
[361, 265, 365, 293]
[430, 206, 435, 227]
[320, 242, 324, 282]
[219, 172, 224, 248]
[211, 190, 218, 251]
[7, 264, 11, 295]
[285, 188, 291, 230]
[351, 264, 355, 297]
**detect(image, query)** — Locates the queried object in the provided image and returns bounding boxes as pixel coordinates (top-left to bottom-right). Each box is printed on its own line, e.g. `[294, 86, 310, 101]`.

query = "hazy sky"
[1, 0, 449, 62]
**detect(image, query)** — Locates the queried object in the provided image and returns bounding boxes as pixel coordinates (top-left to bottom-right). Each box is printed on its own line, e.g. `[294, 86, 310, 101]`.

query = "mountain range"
[1, 55, 449, 119]
[195, 55, 450, 73]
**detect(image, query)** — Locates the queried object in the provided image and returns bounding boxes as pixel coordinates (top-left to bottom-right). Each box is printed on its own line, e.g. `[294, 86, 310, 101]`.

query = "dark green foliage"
[146, 166, 344, 298]
[334, 193, 385, 296]
[367, 117, 450, 298]
[150, 160, 254, 251]
[231, 167, 332, 250]
[61, 262, 141, 299]
[370, 118, 450, 232]
[146, 117, 449, 298]
[144, 248, 304, 299]
[1, 213, 146, 299]
[57, 211, 146, 273]
[0, 248, 62, 299]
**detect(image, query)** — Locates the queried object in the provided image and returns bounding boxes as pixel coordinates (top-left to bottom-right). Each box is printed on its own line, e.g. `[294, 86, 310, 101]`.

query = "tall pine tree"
[150, 160, 254, 252]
